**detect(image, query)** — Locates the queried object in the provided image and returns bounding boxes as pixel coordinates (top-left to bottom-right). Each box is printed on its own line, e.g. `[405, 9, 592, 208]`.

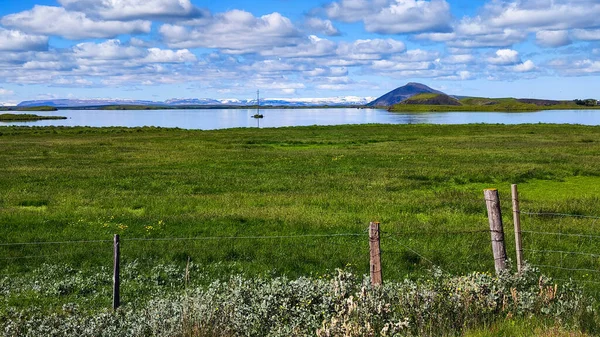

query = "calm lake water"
[2, 108, 600, 130]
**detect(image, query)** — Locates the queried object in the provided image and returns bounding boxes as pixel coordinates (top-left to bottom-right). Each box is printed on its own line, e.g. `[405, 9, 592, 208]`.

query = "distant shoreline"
[0, 113, 67, 121]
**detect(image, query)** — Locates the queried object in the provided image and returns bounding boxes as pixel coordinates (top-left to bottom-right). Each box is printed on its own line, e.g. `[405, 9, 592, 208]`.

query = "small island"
[0, 113, 67, 122]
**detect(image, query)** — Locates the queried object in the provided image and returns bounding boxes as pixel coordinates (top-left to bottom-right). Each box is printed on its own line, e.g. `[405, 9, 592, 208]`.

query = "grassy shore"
[1, 124, 600, 327]
[0, 106, 58, 112]
[0, 113, 66, 121]
[390, 96, 600, 112]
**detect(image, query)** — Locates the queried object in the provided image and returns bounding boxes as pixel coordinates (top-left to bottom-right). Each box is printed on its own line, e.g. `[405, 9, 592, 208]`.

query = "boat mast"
[257, 90, 260, 112]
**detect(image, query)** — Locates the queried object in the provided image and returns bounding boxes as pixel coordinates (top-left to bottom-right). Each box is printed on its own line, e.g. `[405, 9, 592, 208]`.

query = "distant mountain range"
[17, 96, 375, 108]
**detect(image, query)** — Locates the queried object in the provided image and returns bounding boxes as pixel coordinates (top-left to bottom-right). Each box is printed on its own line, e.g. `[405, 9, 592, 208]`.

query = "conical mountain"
[367, 82, 445, 107]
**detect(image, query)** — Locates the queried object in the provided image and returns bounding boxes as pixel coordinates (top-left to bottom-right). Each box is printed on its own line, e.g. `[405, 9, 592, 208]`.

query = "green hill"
[401, 93, 461, 106]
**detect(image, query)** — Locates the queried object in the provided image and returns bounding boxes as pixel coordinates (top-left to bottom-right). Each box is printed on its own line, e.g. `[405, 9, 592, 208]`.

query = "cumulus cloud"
[73, 40, 145, 60]
[1, 6, 151, 39]
[513, 60, 536, 72]
[304, 17, 341, 36]
[549, 58, 600, 75]
[337, 38, 406, 59]
[416, 1, 600, 48]
[143, 48, 196, 63]
[58, 0, 205, 20]
[572, 29, 600, 41]
[324, 0, 452, 34]
[443, 54, 475, 64]
[536, 30, 571, 47]
[261, 35, 338, 58]
[0, 28, 48, 51]
[363, 0, 452, 34]
[160, 10, 301, 53]
[487, 49, 521, 65]
[324, 0, 389, 22]
[484, 0, 600, 31]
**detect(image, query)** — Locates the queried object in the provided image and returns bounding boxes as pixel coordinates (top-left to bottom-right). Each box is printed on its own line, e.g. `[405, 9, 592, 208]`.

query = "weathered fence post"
[511, 184, 524, 274]
[369, 222, 382, 286]
[484, 189, 507, 274]
[113, 234, 120, 311]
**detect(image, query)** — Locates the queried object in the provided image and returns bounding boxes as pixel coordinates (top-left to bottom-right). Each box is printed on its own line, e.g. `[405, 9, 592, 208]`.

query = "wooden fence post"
[484, 189, 507, 274]
[512, 184, 524, 274]
[113, 234, 120, 311]
[369, 222, 382, 286]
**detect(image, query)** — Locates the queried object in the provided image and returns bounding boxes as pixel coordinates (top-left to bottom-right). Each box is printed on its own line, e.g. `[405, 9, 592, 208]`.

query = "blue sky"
[0, 0, 599, 104]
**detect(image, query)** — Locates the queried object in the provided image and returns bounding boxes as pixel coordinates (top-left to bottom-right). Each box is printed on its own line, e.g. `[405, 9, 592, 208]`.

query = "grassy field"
[1, 124, 600, 325]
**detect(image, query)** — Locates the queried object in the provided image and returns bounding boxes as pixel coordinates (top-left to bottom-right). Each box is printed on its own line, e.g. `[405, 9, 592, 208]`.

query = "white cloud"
[1, 6, 151, 39]
[160, 10, 301, 53]
[550, 58, 600, 75]
[23, 60, 73, 70]
[442, 54, 475, 64]
[513, 60, 536, 72]
[0, 88, 14, 96]
[536, 30, 571, 47]
[371, 60, 432, 71]
[324, 0, 452, 34]
[336, 38, 406, 60]
[0, 28, 48, 52]
[484, 0, 600, 31]
[58, 0, 205, 20]
[304, 67, 348, 77]
[143, 48, 196, 63]
[324, 0, 389, 22]
[572, 29, 600, 41]
[73, 40, 145, 60]
[415, 27, 527, 48]
[363, 0, 452, 34]
[261, 35, 338, 58]
[305, 17, 340, 36]
[487, 49, 521, 65]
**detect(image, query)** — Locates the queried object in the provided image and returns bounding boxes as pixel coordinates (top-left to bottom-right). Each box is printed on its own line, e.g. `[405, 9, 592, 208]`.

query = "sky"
[0, 0, 599, 104]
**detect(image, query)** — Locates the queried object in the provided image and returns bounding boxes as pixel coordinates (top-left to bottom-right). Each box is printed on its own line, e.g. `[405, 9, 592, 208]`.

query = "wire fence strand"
[524, 249, 600, 259]
[530, 264, 600, 274]
[521, 211, 600, 220]
[521, 231, 600, 240]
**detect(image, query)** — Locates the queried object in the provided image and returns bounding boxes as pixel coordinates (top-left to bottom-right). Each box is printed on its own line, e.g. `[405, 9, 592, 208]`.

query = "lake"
[2, 108, 600, 129]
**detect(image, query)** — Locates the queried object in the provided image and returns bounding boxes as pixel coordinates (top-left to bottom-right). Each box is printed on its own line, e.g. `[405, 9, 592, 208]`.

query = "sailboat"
[252, 90, 263, 119]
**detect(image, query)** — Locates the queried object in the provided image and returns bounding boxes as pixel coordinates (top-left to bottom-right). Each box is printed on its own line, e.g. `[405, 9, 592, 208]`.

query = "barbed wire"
[530, 264, 600, 274]
[0, 253, 71, 260]
[522, 211, 600, 220]
[0, 233, 367, 247]
[383, 229, 489, 236]
[553, 278, 600, 285]
[383, 234, 448, 274]
[125, 233, 367, 242]
[524, 249, 600, 259]
[522, 231, 600, 240]
[0, 239, 112, 247]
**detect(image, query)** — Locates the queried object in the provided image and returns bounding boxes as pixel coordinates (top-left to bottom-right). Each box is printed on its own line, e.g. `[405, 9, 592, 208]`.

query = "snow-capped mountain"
[18, 96, 375, 108]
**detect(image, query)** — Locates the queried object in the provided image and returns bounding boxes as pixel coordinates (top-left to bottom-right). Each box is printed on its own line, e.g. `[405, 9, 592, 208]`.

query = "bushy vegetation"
[2, 264, 598, 336]
[574, 99, 598, 107]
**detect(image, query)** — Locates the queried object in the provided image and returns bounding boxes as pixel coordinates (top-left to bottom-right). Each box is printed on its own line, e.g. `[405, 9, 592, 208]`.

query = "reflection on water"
[1, 108, 600, 129]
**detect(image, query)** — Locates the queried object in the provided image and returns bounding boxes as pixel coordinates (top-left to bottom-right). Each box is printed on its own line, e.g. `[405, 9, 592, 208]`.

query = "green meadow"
[1, 124, 600, 320]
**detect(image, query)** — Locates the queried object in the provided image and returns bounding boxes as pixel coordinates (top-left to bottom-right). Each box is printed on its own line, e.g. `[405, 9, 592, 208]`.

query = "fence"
[491, 184, 600, 296]
[2, 183, 599, 310]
